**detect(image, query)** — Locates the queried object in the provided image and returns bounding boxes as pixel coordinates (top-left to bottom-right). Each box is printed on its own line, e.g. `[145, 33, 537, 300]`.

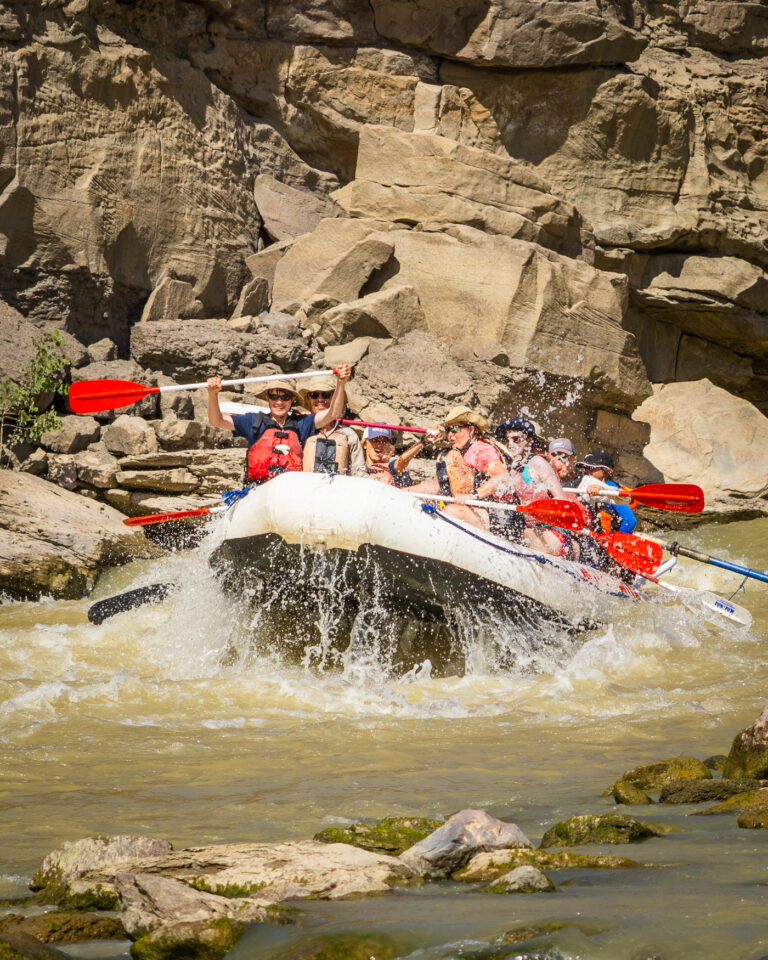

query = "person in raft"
[408, 406, 509, 530]
[573, 449, 637, 535]
[206, 363, 351, 484]
[545, 437, 578, 485]
[363, 426, 421, 487]
[298, 374, 367, 478]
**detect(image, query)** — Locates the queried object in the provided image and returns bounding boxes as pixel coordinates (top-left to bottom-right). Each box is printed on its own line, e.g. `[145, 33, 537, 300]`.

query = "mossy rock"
[613, 780, 653, 805]
[453, 847, 639, 881]
[498, 922, 567, 945]
[738, 812, 768, 829]
[703, 755, 728, 772]
[0, 913, 124, 945]
[271, 932, 400, 960]
[313, 816, 443, 856]
[0, 929, 68, 959]
[187, 878, 266, 899]
[697, 787, 768, 816]
[539, 814, 662, 848]
[615, 756, 711, 793]
[483, 866, 555, 894]
[130, 919, 242, 960]
[659, 778, 766, 804]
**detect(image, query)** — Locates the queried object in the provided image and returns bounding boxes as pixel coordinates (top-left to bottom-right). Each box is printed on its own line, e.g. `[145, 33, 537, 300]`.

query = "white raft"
[209, 473, 640, 640]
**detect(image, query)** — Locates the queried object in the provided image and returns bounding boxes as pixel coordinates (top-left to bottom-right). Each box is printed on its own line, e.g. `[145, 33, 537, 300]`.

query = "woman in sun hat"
[205, 363, 351, 484]
[298, 374, 366, 477]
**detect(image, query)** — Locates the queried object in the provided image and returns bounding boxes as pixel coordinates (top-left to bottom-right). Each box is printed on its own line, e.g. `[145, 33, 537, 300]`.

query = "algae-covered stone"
[32, 836, 172, 891]
[613, 780, 653, 805]
[130, 918, 242, 960]
[614, 757, 712, 793]
[313, 817, 443, 856]
[723, 705, 768, 780]
[272, 931, 400, 960]
[0, 929, 68, 959]
[738, 812, 768, 829]
[539, 814, 662, 848]
[454, 847, 640, 881]
[483, 865, 555, 894]
[0, 913, 125, 944]
[697, 787, 768, 816]
[704, 755, 728, 772]
[498, 923, 567, 945]
[659, 778, 767, 804]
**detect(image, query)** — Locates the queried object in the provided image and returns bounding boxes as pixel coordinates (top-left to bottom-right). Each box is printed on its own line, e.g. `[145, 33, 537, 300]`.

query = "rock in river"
[539, 814, 662, 847]
[723, 704, 768, 780]
[0, 472, 151, 601]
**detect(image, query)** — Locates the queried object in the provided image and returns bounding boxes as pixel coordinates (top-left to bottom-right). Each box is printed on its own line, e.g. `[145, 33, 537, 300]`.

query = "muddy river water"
[2, 518, 768, 959]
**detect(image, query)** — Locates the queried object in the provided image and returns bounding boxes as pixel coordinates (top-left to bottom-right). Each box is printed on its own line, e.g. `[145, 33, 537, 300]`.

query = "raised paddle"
[669, 542, 768, 586]
[123, 505, 227, 527]
[565, 483, 704, 514]
[69, 369, 340, 415]
[219, 401, 430, 435]
[412, 493, 586, 530]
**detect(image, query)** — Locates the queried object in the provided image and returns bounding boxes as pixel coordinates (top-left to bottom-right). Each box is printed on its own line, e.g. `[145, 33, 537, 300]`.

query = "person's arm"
[347, 432, 368, 478]
[475, 458, 508, 500]
[314, 363, 351, 430]
[206, 377, 235, 431]
[392, 439, 424, 475]
[407, 476, 439, 495]
[531, 455, 572, 500]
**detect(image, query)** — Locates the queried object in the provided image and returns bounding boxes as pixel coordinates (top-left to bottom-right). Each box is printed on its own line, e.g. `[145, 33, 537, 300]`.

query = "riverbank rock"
[738, 812, 768, 830]
[483, 865, 555, 895]
[0, 913, 124, 945]
[314, 816, 443, 856]
[0, 929, 68, 959]
[610, 757, 712, 795]
[697, 788, 768, 817]
[539, 814, 662, 847]
[659, 779, 768, 805]
[613, 780, 654, 805]
[633, 381, 768, 516]
[454, 848, 640, 882]
[723, 705, 768, 779]
[399, 809, 531, 879]
[130, 918, 243, 960]
[0, 472, 152, 600]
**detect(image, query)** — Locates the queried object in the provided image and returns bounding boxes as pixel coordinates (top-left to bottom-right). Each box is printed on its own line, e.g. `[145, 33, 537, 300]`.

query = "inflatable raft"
[209, 473, 640, 673]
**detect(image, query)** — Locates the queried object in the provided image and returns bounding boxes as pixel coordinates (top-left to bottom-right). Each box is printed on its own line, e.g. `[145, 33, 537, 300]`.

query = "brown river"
[2, 517, 768, 959]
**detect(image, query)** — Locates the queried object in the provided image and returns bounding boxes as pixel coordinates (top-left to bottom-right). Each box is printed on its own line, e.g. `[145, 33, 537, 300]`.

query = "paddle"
[593, 531, 663, 577]
[219, 402, 430, 436]
[88, 583, 174, 625]
[640, 573, 752, 628]
[123, 505, 227, 527]
[412, 493, 585, 530]
[669, 542, 768, 586]
[565, 483, 704, 514]
[69, 369, 339, 415]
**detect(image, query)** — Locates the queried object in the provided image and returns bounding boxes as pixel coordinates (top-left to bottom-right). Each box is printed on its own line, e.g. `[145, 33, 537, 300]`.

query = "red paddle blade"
[69, 379, 157, 414]
[123, 507, 213, 526]
[520, 498, 585, 531]
[596, 532, 663, 576]
[630, 483, 704, 514]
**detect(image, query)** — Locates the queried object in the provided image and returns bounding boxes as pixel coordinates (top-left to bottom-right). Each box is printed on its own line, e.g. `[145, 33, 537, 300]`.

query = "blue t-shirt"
[231, 411, 316, 448]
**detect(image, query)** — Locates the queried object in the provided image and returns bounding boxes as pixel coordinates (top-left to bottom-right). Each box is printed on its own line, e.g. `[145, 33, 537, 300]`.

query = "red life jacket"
[246, 427, 303, 483]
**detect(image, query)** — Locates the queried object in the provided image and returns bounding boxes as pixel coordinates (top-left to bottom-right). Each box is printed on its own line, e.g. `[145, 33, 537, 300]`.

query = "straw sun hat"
[297, 374, 336, 407]
[254, 378, 299, 402]
[443, 405, 489, 434]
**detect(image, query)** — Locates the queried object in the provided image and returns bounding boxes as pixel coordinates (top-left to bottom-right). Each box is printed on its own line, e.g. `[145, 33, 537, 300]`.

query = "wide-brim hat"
[494, 417, 543, 447]
[254, 378, 299, 402]
[298, 374, 336, 406]
[443, 405, 488, 435]
[576, 449, 615, 471]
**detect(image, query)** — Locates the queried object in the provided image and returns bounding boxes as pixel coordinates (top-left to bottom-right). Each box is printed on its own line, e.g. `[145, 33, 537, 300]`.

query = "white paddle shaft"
[563, 486, 625, 499]
[157, 369, 336, 394]
[411, 492, 525, 514]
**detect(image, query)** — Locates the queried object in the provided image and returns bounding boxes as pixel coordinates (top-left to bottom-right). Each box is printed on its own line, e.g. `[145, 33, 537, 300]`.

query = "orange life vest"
[246, 427, 303, 483]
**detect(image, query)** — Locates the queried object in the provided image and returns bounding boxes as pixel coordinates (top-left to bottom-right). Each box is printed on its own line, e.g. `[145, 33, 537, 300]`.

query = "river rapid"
[2, 518, 768, 960]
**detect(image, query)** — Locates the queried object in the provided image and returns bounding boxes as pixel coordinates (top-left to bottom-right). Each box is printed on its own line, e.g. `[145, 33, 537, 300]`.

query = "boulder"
[483, 865, 555, 894]
[336, 125, 591, 258]
[0, 929, 68, 959]
[0, 472, 150, 600]
[130, 918, 244, 960]
[152, 417, 205, 451]
[399, 809, 531, 879]
[254, 173, 342, 242]
[18, 448, 49, 477]
[68, 444, 120, 489]
[34, 835, 173, 890]
[0, 913, 125, 945]
[633, 381, 768, 507]
[613, 756, 712, 793]
[613, 780, 653, 805]
[454, 847, 639, 881]
[229, 278, 270, 320]
[245, 239, 297, 299]
[723, 705, 768, 779]
[539, 814, 663, 847]
[316, 285, 426, 344]
[102, 415, 159, 457]
[140, 278, 206, 322]
[47, 456, 78, 491]
[698, 787, 768, 816]
[323, 338, 374, 369]
[39, 415, 100, 455]
[115, 468, 199, 495]
[314, 817, 444, 856]
[113, 449, 245, 496]
[86, 338, 118, 363]
[660, 778, 768, 805]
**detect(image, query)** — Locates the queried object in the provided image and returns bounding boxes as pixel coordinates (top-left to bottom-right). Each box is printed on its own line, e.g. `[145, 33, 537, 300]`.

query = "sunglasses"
[267, 391, 293, 402]
[446, 423, 469, 434]
[506, 433, 529, 443]
[307, 391, 333, 400]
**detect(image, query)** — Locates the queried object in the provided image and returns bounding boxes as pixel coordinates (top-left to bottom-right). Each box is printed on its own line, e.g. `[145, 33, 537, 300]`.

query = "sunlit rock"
[482, 864, 555, 894]
[723, 705, 768, 780]
[539, 814, 662, 847]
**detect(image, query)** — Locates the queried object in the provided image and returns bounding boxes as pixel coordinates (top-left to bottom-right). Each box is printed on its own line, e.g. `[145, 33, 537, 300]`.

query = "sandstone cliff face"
[0, 0, 766, 514]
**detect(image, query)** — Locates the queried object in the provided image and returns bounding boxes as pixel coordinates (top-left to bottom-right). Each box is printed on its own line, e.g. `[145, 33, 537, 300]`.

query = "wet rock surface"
[723, 704, 768, 779]
[539, 814, 662, 847]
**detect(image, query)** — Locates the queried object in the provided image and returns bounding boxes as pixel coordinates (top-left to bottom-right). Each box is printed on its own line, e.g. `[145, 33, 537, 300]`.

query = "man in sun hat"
[298, 373, 366, 477]
[409, 405, 508, 529]
[205, 363, 351, 483]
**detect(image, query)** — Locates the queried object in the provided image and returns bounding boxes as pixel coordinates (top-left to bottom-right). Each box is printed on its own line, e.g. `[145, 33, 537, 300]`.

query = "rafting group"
[205, 364, 639, 581]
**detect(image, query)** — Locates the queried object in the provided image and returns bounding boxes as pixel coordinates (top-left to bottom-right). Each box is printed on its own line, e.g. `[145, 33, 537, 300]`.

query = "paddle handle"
[411, 492, 524, 513]
[670, 542, 768, 585]
[564, 486, 626, 499]
[342, 420, 428, 435]
[163, 369, 337, 395]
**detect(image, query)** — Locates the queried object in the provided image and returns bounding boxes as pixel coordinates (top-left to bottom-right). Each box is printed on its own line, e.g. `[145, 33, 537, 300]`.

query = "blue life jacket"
[603, 479, 637, 533]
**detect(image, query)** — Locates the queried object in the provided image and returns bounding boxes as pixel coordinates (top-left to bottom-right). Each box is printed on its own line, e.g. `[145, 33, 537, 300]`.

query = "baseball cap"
[548, 438, 576, 457]
[576, 449, 615, 471]
[363, 427, 394, 442]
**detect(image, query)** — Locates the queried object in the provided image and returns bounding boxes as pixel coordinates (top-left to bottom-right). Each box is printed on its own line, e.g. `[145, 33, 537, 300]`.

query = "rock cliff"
[0, 0, 766, 524]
